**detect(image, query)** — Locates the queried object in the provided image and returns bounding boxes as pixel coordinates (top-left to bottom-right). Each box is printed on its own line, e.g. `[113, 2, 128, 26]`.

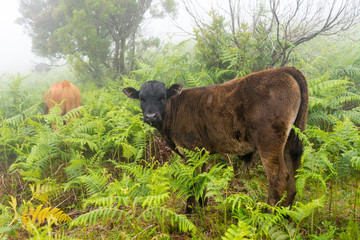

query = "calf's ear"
[167, 83, 183, 98]
[123, 87, 139, 99]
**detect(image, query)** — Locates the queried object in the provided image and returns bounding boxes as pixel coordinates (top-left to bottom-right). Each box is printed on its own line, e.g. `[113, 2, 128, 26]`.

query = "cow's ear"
[123, 87, 139, 99]
[167, 83, 183, 98]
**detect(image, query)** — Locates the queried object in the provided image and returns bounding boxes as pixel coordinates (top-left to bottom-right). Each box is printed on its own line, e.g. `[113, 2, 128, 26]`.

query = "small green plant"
[69, 161, 197, 237]
[224, 192, 325, 239]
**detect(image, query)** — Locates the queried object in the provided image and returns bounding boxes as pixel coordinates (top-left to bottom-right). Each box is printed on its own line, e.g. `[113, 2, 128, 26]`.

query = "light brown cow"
[43, 80, 81, 116]
[123, 66, 309, 213]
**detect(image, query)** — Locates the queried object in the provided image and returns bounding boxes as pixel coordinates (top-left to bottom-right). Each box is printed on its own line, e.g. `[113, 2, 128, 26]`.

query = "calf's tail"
[284, 67, 309, 163]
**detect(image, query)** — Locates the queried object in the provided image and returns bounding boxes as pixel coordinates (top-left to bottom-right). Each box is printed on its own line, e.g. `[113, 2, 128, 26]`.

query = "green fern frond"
[168, 162, 193, 198]
[122, 76, 142, 89]
[307, 73, 331, 88]
[184, 71, 199, 87]
[182, 148, 210, 168]
[65, 157, 87, 180]
[350, 156, 360, 171]
[131, 62, 157, 82]
[296, 172, 327, 198]
[282, 197, 325, 224]
[63, 156, 87, 191]
[87, 151, 105, 166]
[308, 96, 328, 110]
[69, 207, 125, 227]
[83, 195, 130, 209]
[0, 225, 19, 238]
[206, 165, 233, 202]
[327, 92, 360, 111]
[5, 101, 43, 126]
[334, 91, 360, 105]
[197, 69, 215, 86]
[308, 72, 351, 95]
[335, 65, 360, 79]
[267, 224, 291, 240]
[0, 203, 16, 237]
[334, 108, 360, 124]
[52, 235, 82, 240]
[6, 113, 25, 127]
[42, 104, 66, 127]
[78, 171, 110, 197]
[117, 163, 151, 183]
[226, 193, 254, 213]
[220, 45, 241, 70]
[235, 70, 250, 78]
[64, 134, 98, 151]
[307, 110, 328, 126]
[63, 106, 83, 121]
[185, 69, 214, 87]
[14, 131, 63, 173]
[222, 220, 254, 240]
[214, 69, 235, 82]
[152, 207, 197, 233]
[141, 193, 171, 208]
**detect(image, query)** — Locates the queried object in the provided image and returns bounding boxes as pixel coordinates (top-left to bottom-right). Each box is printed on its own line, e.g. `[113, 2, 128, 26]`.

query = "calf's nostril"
[145, 113, 157, 121]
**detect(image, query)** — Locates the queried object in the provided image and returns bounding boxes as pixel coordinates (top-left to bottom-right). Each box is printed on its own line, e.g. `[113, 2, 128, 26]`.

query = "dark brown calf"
[43, 80, 81, 116]
[123, 66, 309, 210]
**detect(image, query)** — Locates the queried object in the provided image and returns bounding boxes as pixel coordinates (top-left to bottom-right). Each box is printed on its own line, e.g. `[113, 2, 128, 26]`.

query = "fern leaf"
[282, 197, 324, 224]
[117, 163, 151, 182]
[309, 78, 351, 96]
[20, 203, 71, 227]
[37, 206, 51, 224]
[69, 207, 124, 227]
[222, 221, 254, 240]
[141, 193, 171, 208]
[0, 225, 18, 237]
[268, 225, 289, 240]
[350, 156, 360, 171]
[30, 182, 62, 204]
[83, 195, 130, 209]
[158, 207, 197, 233]
[226, 193, 254, 212]
[63, 106, 83, 121]
[5, 101, 43, 126]
[78, 171, 110, 197]
[31, 205, 43, 223]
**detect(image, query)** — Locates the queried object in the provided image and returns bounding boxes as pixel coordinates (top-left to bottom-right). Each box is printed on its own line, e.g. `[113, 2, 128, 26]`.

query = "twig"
[132, 224, 155, 239]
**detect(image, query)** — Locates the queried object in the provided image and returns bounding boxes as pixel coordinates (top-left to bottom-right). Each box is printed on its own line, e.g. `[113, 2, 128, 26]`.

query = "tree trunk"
[119, 37, 126, 75]
[129, 32, 136, 72]
[113, 40, 120, 75]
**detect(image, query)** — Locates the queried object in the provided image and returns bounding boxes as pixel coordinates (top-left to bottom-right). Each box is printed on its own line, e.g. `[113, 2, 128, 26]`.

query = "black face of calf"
[123, 81, 183, 129]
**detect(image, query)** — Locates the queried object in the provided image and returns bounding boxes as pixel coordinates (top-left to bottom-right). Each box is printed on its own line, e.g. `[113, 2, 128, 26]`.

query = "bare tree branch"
[184, 0, 360, 68]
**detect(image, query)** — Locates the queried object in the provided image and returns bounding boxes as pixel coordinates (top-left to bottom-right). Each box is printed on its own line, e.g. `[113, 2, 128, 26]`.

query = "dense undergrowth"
[1, 37, 360, 239]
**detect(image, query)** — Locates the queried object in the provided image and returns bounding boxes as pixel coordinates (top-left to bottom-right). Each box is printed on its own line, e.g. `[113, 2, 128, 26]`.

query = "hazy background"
[0, 1, 37, 75]
[0, 1, 203, 76]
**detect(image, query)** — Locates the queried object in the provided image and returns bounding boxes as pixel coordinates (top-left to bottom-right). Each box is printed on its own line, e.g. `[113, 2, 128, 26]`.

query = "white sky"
[0, 1, 39, 75]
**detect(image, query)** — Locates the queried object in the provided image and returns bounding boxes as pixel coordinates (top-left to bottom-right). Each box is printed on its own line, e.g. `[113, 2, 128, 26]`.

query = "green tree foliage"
[17, 0, 177, 84]
[193, 10, 272, 80]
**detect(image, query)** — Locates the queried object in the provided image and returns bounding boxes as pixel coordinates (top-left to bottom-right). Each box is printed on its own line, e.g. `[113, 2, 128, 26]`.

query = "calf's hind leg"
[282, 136, 303, 207]
[253, 131, 291, 207]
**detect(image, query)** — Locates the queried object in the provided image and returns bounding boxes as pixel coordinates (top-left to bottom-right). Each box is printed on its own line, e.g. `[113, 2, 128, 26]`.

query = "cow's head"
[123, 81, 183, 129]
